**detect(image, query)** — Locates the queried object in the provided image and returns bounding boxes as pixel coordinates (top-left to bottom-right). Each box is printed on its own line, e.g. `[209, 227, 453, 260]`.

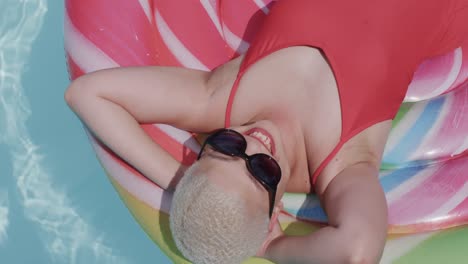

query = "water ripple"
[0, 190, 9, 245]
[0, 0, 127, 263]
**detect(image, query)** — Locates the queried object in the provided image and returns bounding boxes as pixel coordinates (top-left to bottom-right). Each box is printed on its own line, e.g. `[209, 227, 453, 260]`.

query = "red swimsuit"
[224, 0, 468, 183]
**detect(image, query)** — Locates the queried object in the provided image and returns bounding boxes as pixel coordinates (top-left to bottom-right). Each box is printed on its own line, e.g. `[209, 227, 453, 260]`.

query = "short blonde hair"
[170, 163, 269, 264]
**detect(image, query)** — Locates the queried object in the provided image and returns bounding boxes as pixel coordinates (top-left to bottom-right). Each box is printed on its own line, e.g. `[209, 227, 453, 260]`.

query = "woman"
[65, 0, 468, 263]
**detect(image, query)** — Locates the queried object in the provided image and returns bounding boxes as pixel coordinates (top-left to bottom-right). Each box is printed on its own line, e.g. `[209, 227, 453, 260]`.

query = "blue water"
[0, 1, 171, 263]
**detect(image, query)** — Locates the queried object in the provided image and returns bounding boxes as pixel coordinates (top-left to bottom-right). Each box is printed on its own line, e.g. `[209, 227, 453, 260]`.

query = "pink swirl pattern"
[65, 0, 468, 241]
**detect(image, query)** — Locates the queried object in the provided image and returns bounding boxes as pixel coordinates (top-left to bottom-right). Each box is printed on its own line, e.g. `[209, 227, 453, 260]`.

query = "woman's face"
[196, 120, 291, 216]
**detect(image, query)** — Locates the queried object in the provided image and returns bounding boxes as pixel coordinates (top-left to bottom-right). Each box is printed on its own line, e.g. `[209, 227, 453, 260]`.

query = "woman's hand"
[257, 164, 388, 264]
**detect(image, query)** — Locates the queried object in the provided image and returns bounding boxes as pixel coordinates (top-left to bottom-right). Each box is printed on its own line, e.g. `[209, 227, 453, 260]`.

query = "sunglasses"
[197, 129, 282, 218]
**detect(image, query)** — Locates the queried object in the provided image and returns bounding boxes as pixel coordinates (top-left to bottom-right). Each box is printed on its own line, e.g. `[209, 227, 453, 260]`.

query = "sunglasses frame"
[197, 129, 281, 218]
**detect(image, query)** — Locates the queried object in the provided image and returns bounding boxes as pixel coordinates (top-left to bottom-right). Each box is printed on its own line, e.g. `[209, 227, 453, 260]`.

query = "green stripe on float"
[381, 103, 414, 170]
[380, 163, 398, 171]
[107, 177, 191, 263]
[392, 102, 413, 128]
[394, 226, 468, 264]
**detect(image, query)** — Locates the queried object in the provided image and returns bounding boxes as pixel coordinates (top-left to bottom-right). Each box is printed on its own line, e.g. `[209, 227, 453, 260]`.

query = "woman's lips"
[244, 127, 276, 156]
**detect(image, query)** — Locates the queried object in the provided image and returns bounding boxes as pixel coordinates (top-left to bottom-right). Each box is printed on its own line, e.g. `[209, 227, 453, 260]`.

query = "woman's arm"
[265, 163, 388, 264]
[65, 64, 237, 189]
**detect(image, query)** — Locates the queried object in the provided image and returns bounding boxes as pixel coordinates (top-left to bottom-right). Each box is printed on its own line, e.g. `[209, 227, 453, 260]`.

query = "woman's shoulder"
[313, 120, 393, 195]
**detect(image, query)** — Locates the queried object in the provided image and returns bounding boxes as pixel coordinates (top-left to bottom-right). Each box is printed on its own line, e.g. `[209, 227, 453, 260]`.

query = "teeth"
[249, 131, 272, 152]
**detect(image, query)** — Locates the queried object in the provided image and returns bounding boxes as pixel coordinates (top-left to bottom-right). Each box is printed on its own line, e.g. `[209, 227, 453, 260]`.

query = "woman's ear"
[268, 201, 284, 232]
[275, 200, 284, 216]
[260, 201, 284, 257]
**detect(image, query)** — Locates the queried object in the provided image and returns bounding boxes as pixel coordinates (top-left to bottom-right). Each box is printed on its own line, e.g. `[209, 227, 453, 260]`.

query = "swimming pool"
[2, 1, 468, 264]
[0, 1, 171, 263]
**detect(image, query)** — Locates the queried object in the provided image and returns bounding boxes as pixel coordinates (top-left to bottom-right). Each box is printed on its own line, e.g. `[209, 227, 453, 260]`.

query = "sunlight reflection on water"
[0, 0, 127, 263]
[0, 190, 9, 245]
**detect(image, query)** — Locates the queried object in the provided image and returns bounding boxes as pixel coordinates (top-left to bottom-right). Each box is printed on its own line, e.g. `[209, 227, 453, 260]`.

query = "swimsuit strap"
[225, 0, 466, 183]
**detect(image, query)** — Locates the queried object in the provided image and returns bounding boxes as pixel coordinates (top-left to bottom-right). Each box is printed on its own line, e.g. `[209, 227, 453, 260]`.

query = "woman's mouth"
[244, 128, 276, 156]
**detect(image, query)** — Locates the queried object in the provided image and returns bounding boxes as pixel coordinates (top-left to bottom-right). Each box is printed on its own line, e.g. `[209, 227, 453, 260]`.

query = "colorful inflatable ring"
[65, 0, 468, 263]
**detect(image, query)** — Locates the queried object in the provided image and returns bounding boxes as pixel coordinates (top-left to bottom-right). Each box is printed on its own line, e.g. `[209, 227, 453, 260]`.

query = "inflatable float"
[64, 0, 468, 263]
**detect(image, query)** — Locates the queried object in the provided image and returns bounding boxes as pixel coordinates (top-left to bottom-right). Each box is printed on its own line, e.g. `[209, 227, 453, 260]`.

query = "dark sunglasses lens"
[209, 130, 246, 156]
[249, 154, 281, 186]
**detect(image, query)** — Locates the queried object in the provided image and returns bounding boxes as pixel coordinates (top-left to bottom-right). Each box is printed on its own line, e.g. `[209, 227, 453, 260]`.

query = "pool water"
[0, 1, 171, 263]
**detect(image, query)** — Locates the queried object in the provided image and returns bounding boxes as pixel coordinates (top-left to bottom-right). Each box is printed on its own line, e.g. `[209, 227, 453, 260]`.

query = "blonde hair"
[170, 163, 269, 264]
